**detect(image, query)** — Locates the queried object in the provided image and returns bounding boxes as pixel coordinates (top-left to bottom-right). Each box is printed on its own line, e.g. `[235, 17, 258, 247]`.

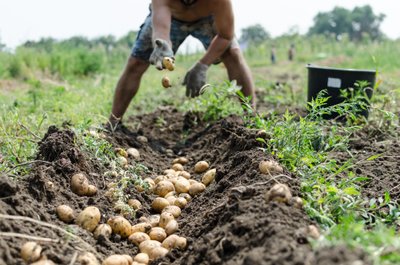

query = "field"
[1, 35, 400, 265]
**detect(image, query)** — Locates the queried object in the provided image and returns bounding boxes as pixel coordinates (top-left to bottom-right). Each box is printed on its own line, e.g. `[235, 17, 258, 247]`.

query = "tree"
[239, 24, 270, 46]
[308, 5, 385, 41]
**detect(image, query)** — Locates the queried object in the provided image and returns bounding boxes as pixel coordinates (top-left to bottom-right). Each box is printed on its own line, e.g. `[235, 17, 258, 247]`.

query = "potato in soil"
[76, 206, 101, 232]
[259, 160, 283, 175]
[129, 232, 150, 246]
[94, 224, 112, 239]
[78, 252, 99, 265]
[70, 173, 90, 196]
[201, 168, 216, 186]
[56, 205, 75, 223]
[264, 183, 292, 204]
[134, 253, 149, 264]
[139, 240, 162, 255]
[107, 216, 133, 238]
[194, 161, 209, 173]
[149, 247, 169, 261]
[159, 212, 175, 228]
[152, 197, 170, 213]
[20, 241, 42, 263]
[162, 234, 180, 250]
[149, 227, 167, 242]
[165, 219, 179, 235]
[154, 181, 175, 197]
[102, 254, 133, 265]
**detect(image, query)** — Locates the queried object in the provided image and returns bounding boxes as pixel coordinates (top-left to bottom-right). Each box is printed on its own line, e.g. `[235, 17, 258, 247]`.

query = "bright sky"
[0, 0, 398, 49]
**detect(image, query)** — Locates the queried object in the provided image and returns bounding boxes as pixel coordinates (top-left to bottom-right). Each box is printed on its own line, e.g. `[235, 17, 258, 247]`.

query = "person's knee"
[125, 57, 149, 75]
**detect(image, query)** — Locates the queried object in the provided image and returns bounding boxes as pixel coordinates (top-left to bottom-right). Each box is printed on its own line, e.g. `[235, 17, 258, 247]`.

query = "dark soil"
[0, 107, 376, 265]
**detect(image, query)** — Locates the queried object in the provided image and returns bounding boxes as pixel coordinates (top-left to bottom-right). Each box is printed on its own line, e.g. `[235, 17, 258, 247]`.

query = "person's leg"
[221, 46, 256, 108]
[109, 57, 150, 125]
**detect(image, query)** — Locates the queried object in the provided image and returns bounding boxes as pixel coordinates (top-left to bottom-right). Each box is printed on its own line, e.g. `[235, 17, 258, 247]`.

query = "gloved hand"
[149, 39, 174, 70]
[183, 62, 209, 98]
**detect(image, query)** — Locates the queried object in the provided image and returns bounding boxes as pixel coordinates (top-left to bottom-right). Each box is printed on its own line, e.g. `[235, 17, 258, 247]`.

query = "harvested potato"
[175, 236, 187, 250]
[148, 215, 160, 227]
[139, 240, 162, 255]
[194, 161, 209, 173]
[149, 227, 167, 242]
[131, 222, 152, 234]
[71, 173, 89, 196]
[149, 247, 169, 261]
[173, 157, 189, 165]
[179, 193, 192, 202]
[128, 232, 150, 246]
[116, 156, 128, 168]
[154, 181, 175, 197]
[159, 212, 175, 228]
[188, 179, 198, 185]
[162, 57, 175, 71]
[133, 253, 149, 264]
[174, 197, 187, 209]
[164, 169, 176, 176]
[137, 135, 148, 143]
[76, 206, 101, 232]
[94, 224, 112, 239]
[264, 183, 292, 204]
[115, 148, 128, 158]
[138, 216, 149, 223]
[189, 182, 206, 196]
[172, 163, 184, 171]
[259, 160, 283, 175]
[107, 216, 132, 238]
[102, 254, 132, 265]
[162, 235, 179, 250]
[308, 225, 320, 239]
[290, 196, 304, 209]
[165, 219, 179, 235]
[143, 178, 155, 190]
[20, 241, 42, 263]
[174, 177, 190, 193]
[78, 252, 99, 265]
[201, 169, 216, 186]
[87, 185, 98, 196]
[126, 148, 140, 159]
[162, 206, 181, 218]
[178, 171, 191, 179]
[162, 76, 172, 88]
[56, 205, 75, 223]
[166, 196, 177, 206]
[128, 199, 142, 210]
[152, 197, 170, 213]
[154, 175, 168, 184]
[164, 191, 176, 198]
[30, 261, 56, 265]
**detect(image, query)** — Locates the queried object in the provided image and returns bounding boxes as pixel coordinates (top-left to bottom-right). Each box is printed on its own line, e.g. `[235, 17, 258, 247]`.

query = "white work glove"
[149, 39, 174, 70]
[183, 62, 209, 98]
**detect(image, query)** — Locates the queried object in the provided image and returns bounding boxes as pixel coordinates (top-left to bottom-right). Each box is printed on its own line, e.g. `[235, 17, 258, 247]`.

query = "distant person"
[288, 43, 295, 61]
[109, 0, 256, 126]
[270, 45, 276, 64]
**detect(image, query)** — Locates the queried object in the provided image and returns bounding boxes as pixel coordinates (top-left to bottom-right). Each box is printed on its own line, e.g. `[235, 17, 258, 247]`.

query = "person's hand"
[149, 39, 174, 70]
[183, 62, 209, 98]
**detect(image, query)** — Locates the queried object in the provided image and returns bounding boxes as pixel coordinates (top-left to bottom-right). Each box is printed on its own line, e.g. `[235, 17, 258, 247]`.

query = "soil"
[1, 106, 390, 265]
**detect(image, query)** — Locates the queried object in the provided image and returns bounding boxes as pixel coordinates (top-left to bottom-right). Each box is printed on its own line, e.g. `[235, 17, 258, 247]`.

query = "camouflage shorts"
[132, 13, 236, 62]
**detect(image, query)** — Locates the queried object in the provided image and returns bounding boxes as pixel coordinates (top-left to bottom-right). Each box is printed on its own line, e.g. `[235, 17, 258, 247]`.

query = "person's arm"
[199, 0, 235, 65]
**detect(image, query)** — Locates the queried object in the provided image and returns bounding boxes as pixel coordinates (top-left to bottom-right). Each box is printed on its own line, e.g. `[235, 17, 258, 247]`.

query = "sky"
[0, 0, 398, 49]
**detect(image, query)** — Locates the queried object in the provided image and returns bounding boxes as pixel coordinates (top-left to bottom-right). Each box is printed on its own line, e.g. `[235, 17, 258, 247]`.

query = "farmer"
[109, 0, 256, 125]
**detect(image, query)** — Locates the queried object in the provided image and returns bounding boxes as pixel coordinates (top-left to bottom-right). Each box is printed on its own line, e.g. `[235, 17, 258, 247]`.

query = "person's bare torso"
[166, 0, 220, 22]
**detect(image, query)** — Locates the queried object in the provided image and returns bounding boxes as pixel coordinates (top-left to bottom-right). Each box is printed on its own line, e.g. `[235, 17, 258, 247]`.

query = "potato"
[30, 261, 56, 265]
[71, 173, 89, 196]
[174, 197, 187, 209]
[87, 185, 98, 196]
[159, 212, 175, 228]
[149, 227, 167, 242]
[179, 193, 192, 202]
[175, 236, 187, 250]
[259, 160, 283, 175]
[76, 206, 101, 232]
[78, 252, 99, 265]
[128, 199, 142, 210]
[162, 76, 172, 88]
[107, 216, 132, 237]
[166, 196, 177, 206]
[189, 183, 206, 196]
[194, 161, 209, 173]
[178, 171, 191, 179]
[201, 169, 216, 186]
[20, 241, 42, 263]
[139, 240, 162, 255]
[128, 232, 150, 246]
[131, 222, 152, 234]
[94, 224, 112, 239]
[56, 205, 75, 223]
[137, 136, 148, 143]
[116, 156, 128, 168]
[154, 181, 175, 197]
[164, 191, 176, 198]
[173, 157, 189, 165]
[133, 253, 149, 264]
[290, 196, 304, 209]
[138, 216, 149, 223]
[102, 254, 132, 265]
[162, 235, 179, 250]
[143, 178, 155, 190]
[188, 179, 198, 185]
[162, 57, 175, 71]
[307, 225, 320, 239]
[126, 148, 140, 160]
[162, 206, 181, 218]
[149, 247, 168, 261]
[164, 169, 177, 176]
[154, 175, 167, 184]
[152, 197, 170, 213]
[171, 163, 184, 172]
[115, 148, 128, 158]
[264, 183, 292, 204]
[148, 215, 160, 227]
[174, 177, 190, 194]
[165, 219, 179, 235]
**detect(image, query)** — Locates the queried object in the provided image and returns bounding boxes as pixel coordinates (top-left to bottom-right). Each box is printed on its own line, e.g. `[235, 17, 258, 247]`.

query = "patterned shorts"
[132, 12, 237, 62]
